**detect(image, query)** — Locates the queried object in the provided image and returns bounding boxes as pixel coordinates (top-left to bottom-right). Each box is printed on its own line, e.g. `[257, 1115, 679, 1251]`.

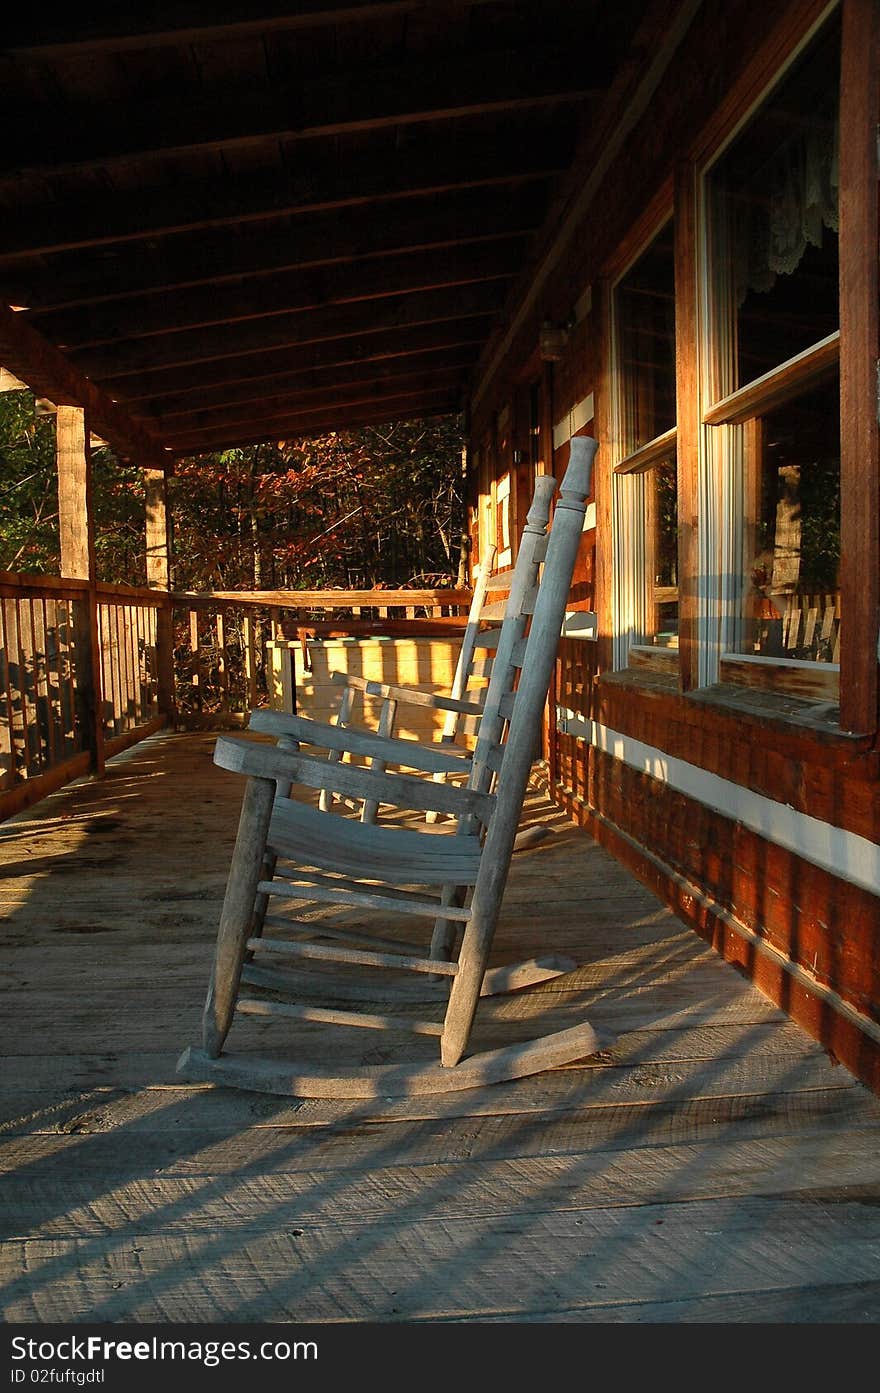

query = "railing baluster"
[244, 612, 258, 711]
[0, 599, 15, 789]
[13, 597, 34, 779]
[216, 608, 229, 713]
[125, 604, 136, 728]
[108, 602, 117, 734]
[118, 601, 130, 729]
[190, 608, 202, 711]
[60, 599, 77, 757]
[31, 596, 51, 770]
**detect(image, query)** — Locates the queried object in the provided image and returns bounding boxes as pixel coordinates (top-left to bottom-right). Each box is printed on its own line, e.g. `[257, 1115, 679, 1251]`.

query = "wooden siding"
[552, 641, 880, 1092]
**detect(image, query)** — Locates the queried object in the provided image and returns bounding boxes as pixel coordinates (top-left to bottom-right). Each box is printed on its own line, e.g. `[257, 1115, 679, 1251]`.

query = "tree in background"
[170, 416, 466, 592]
[0, 390, 466, 592]
[0, 392, 58, 573]
[0, 390, 147, 581]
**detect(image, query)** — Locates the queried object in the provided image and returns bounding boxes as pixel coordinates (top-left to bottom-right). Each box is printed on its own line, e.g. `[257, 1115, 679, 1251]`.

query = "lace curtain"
[731, 113, 839, 307]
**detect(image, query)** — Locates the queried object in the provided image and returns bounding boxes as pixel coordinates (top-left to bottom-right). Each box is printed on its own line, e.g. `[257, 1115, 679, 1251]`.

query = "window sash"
[703, 332, 839, 427]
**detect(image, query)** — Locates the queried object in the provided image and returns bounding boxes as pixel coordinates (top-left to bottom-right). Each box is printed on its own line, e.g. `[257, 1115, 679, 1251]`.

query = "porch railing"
[0, 570, 472, 820]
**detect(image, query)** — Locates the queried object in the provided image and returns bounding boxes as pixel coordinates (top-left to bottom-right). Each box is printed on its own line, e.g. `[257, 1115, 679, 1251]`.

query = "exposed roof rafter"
[0, 303, 170, 470]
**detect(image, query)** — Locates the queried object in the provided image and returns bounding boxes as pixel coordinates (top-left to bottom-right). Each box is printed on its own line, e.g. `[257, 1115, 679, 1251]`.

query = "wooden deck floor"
[2, 730, 880, 1324]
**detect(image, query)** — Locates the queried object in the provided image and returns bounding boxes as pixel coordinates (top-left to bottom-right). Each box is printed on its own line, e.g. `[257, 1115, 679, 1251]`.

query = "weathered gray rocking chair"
[289, 541, 502, 824]
[319, 541, 501, 822]
[177, 437, 600, 1098]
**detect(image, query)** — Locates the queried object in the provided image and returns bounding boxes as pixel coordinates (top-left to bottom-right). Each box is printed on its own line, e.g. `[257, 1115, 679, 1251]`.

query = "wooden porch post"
[57, 405, 105, 775]
[838, 0, 880, 734]
[145, 467, 176, 723]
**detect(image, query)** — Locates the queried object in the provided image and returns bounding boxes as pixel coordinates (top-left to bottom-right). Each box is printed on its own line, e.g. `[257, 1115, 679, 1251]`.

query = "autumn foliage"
[0, 393, 467, 591]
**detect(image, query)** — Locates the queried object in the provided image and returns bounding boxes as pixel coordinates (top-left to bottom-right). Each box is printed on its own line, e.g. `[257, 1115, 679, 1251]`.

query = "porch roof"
[0, 0, 668, 459]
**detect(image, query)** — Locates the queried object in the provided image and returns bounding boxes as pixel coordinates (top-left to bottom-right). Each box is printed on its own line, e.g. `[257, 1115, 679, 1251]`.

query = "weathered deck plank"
[2, 730, 879, 1323]
[6, 1195, 880, 1323]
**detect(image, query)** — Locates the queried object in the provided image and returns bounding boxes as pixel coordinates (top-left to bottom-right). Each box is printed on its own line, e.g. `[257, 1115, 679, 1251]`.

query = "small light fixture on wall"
[538, 314, 574, 362]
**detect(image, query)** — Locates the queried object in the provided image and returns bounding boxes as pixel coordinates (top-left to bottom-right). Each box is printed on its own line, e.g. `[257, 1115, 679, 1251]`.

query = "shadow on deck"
[2, 730, 880, 1323]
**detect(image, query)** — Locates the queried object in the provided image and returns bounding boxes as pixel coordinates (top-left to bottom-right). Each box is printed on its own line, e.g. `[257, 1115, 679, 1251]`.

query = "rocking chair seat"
[268, 793, 483, 887]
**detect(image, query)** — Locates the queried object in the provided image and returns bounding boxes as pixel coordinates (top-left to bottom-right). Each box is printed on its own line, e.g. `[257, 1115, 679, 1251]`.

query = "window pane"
[738, 374, 840, 663]
[707, 16, 840, 393]
[651, 455, 679, 644]
[617, 222, 676, 453]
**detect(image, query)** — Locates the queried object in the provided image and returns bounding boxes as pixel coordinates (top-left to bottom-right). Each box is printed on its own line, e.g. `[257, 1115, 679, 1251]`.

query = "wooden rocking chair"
[291, 540, 501, 823]
[177, 437, 600, 1098]
[252, 536, 547, 845]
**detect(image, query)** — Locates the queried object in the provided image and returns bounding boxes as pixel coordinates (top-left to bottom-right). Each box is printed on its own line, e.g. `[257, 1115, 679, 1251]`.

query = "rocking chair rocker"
[177, 436, 601, 1098]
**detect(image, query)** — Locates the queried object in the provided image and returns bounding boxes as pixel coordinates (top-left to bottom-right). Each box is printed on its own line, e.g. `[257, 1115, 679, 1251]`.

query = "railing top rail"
[0, 573, 478, 613]
[169, 587, 474, 609]
[94, 581, 168, 604]
[0, 571, 171, 605]
[0, 569, 90, 597]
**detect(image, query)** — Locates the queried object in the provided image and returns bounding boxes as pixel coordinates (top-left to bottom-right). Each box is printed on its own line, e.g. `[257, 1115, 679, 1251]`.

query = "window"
[495, 406, 512, 567]
[612, 220, 679, 663]
[702, 13, 841, 699]
[528, 382, 543, 476]
[495, 471, 512, 568]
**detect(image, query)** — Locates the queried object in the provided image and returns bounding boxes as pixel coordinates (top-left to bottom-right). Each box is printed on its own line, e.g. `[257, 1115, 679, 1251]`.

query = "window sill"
[719, 653, 838, 703]
[685, 683, 866, 742]
[598, 666, 680, 697]
[629, 643, 678, 672]
[596, 671, 870, 744]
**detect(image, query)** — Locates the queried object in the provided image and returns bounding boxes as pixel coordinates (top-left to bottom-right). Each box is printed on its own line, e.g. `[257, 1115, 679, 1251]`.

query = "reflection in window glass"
[739, 375, 840, 663]
[707, 15, 840, 392]
[651, 456, 679, 644]
[617, 222, 676, 454]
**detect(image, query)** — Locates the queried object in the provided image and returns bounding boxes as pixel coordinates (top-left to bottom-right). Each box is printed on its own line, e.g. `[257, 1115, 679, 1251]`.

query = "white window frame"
[610, 218, 678, 671]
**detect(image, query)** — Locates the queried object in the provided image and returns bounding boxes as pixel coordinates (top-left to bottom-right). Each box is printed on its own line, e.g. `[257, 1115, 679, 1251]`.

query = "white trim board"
[573, 285, 593, 323]
[561, 611, 597, 640]
[553, 394, 594, 451]
[555, 710, 880, 898]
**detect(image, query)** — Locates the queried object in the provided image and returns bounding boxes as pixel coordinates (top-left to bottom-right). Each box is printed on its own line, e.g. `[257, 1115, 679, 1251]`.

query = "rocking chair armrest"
[248, 708, 473, 775]
[330, 671, 484, 717]
[215, 735, 495, 821]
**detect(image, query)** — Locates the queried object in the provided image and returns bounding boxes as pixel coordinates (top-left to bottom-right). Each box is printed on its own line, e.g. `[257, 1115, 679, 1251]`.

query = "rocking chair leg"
[203, 774, 276, 1058]
[441, 893, 502, 1067]
[247, 848, 276, 954]
[429, 882, 464, 962]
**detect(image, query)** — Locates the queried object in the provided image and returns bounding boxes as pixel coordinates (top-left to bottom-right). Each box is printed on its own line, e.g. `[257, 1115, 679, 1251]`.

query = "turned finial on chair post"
[556, 435, 597, 519]
[524, 473, 556, 536]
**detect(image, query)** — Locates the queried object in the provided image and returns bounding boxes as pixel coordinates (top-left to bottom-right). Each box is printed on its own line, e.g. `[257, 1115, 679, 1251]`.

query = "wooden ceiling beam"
[0, 125, 571, 261]
[73, 282, 504, 382]
[2, 2, 515, 57]
[110, 321, 490, 404]
[169, 395, 461, 456]
[164, 389, 465, 450]
[0, 48, 597, 182]
[151, 366, 469, 437]
[39, 242, 522, 350]
[130, 345, 481, 421]
[6, 187, 541, 315]
[0, 304, 169, 469]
